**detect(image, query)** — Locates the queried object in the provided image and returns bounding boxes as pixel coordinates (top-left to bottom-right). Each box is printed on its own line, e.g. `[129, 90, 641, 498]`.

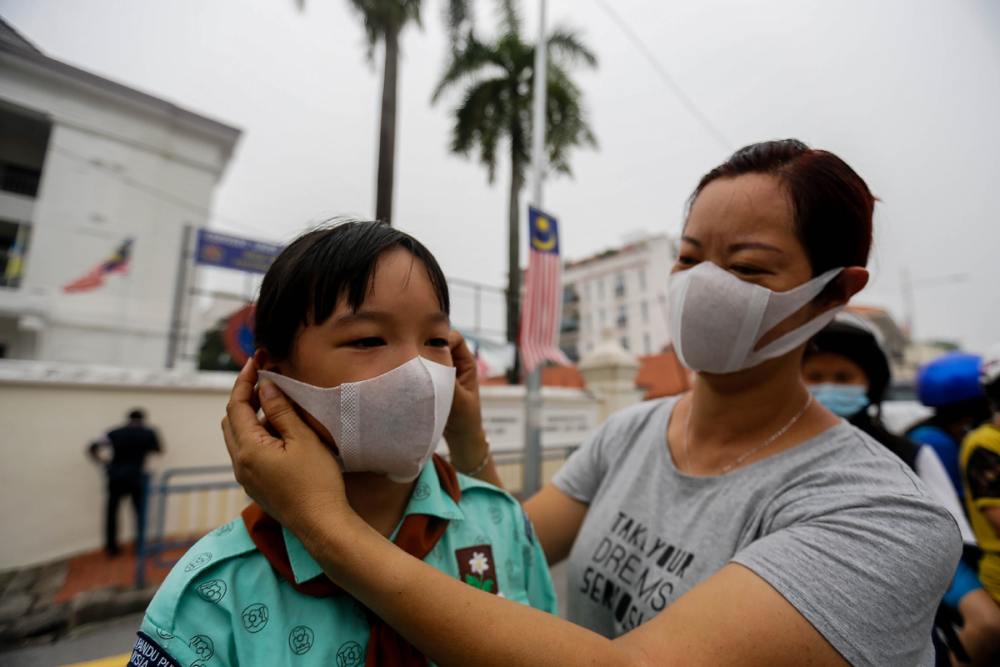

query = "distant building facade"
[0, 19, 239, 367]
[559, 233, 676, 361]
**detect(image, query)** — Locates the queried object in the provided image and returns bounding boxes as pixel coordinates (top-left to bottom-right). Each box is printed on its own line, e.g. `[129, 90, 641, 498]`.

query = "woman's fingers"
[258, 379, 312, 442]
[449, 329, 479, 387]
[227, 358, 263, 434]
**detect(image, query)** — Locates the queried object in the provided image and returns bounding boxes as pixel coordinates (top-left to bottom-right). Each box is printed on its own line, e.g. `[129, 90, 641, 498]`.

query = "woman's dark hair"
[690, 139, 875, 275]
[255, 219, 450, 360]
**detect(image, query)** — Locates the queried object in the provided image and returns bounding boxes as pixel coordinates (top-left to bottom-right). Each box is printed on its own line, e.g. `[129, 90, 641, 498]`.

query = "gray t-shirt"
[553, 397, 961, 667]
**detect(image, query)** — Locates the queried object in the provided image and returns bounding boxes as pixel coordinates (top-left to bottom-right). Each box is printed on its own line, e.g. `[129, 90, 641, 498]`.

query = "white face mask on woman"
[259, 356, 456, 483]
[668, 262, 845, 374]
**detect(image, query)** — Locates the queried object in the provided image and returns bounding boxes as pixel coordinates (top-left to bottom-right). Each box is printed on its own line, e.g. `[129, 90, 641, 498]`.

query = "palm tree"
[343, 0, 424, 225]
[296, 1, 473, 225]
[432, 2, 597, 379]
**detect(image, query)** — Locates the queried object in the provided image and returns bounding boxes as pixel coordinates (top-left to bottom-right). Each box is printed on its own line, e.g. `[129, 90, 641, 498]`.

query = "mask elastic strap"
[756, 267, 845, 332]
[749, 305, 844, 366]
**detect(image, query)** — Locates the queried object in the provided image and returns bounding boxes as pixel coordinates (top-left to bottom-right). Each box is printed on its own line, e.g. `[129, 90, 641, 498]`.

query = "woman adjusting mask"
[221, 141, 961, 667]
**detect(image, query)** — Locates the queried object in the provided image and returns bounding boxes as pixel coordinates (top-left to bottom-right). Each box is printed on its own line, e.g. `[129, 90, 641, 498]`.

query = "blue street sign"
[194, 229, 282, 274]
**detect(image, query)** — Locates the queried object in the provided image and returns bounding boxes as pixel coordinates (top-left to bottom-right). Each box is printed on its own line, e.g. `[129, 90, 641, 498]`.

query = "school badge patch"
[455, 544, 500, 595]
[129, 632, 182, 667]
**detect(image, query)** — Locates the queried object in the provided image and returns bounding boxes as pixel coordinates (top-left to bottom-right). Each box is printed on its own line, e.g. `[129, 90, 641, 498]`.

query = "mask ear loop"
[746, 268, 845, 359]
[749, 305, 845, 367]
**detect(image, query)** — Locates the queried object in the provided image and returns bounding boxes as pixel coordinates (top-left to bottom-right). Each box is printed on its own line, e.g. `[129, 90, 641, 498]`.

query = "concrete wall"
[0, 363, 603, 569]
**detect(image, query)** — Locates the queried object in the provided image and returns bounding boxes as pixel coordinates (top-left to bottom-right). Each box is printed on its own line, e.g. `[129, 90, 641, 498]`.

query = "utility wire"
[592, 0, 733, 152]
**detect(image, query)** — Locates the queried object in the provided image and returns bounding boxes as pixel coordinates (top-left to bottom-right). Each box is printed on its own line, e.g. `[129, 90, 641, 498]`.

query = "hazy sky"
[2, 0, 998, 349]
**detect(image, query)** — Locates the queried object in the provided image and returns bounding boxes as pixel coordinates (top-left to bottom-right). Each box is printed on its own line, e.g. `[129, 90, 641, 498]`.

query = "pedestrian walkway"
[0, 542, 189, 650]
[54, 544, 181, 604]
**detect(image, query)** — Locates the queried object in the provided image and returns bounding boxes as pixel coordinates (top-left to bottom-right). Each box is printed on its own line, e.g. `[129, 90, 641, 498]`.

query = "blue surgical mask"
[809, 383, 870, 417]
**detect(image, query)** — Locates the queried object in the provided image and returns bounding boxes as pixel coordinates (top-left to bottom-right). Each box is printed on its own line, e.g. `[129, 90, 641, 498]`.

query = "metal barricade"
[491, 446, 577, 498]
[136, 465, 246, 587]
[134, 447, 578, 586]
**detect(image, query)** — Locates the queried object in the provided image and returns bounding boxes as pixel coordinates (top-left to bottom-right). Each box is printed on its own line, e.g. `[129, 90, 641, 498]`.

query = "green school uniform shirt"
[129, 463, 557, 667]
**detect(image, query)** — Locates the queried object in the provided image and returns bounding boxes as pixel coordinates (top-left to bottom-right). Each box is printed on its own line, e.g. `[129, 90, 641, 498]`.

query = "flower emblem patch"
[455, 544, 500, 595]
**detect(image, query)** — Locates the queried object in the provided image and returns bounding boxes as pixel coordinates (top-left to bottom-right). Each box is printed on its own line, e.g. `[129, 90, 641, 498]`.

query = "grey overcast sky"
[2, 0, 998, 349]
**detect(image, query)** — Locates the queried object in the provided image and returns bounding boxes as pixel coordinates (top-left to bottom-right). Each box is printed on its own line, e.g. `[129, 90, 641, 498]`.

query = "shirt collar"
[282, 461, 465, 584]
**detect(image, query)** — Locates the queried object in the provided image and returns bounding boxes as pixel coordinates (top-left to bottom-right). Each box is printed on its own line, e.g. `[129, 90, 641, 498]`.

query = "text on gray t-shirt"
[552, 397, 961, 667]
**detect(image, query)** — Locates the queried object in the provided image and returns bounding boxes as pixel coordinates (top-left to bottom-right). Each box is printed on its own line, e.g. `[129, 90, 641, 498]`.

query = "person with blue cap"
[909, 353, 992, 501]
[952, 343, 1000, 665]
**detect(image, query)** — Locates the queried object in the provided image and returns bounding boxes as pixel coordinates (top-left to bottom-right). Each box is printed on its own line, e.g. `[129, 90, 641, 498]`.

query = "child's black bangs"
[255, 220, 452, 360]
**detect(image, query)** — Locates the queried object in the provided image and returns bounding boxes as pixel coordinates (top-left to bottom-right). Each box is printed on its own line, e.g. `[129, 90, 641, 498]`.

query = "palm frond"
[432, 35, 508, 102]
[450, 77, 511, 182]
[547, 27, 598, 68]
[345, 0, 424, 58]
[494, 0, 521, 35]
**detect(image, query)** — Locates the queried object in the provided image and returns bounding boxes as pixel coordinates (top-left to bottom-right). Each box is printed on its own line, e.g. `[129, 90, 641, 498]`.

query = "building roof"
[563, 233, 672, 271]
[0, 16, 41, 54]
[634, 348, 691, 399]
[845, 304, 908, 360]
[0, 16, 241, 148]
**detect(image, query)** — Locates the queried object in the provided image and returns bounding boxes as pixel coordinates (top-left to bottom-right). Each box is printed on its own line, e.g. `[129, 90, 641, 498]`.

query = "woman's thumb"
[258, 379, 308, 439]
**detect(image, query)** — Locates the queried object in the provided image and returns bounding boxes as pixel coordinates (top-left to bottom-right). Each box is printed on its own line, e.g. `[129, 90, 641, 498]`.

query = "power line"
[591, 0, 733, 152]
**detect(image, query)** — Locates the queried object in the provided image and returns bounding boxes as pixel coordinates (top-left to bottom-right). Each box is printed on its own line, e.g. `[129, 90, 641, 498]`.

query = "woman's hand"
[222, 357, 350, 535]
[443, 330, 491, 473]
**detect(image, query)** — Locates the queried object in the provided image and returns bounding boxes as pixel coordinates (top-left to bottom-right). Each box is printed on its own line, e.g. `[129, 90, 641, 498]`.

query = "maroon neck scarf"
[242, 454, 460, 666]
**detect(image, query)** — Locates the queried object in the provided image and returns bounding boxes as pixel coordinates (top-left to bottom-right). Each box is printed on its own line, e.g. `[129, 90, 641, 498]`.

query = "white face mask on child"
[259, 356, 456, 483]
[668, 262, 845, 374]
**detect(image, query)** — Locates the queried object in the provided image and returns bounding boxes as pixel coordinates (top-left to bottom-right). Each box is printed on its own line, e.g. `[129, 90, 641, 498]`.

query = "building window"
[614, 272, 626, 298]
[617, 304, 627, 328]
[0, 219, 31, 289]
[638, 268, 647, 291]
[640, 301, 649, 323]
[599, 308, 607, 326]
[643, 333, 651, 355]
[0, 105, 51, 199]
[598, 278, 606, 300]
[620, 336, 630, 351]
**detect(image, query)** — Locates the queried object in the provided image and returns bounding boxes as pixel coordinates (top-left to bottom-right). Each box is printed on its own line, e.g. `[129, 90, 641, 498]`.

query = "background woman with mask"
[224, 140, 961, 666]
[803, 317, 1000, 666]
[803, 316, 970, 539]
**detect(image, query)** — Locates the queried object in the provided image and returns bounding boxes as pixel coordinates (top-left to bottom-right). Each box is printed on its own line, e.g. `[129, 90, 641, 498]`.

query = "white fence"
[0, 361, 600, 569]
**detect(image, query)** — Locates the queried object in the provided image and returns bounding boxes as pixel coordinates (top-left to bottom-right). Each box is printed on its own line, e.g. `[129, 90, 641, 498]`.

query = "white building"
[560, 233, 676, 360]
[0, 18, 240, 367]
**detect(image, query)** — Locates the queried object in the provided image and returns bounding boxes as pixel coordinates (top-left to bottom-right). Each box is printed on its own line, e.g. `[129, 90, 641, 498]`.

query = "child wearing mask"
[129, 221, 556, 667]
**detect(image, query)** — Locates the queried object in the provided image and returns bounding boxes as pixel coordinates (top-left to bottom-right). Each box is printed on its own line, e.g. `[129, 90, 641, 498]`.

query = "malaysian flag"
[519, 207, 571, 374]
[63, 238, 133, 293]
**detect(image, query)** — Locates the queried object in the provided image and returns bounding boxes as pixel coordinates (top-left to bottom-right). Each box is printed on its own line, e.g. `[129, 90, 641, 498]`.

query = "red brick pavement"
[54, 541, 194, 604]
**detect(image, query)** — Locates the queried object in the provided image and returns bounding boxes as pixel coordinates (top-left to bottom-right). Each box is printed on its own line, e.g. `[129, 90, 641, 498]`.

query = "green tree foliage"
[433, 1, 597, 378]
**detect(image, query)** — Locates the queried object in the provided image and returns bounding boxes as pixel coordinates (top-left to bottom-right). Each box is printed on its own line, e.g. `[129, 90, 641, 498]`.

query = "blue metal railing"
[134, 447, 579, 587]
[135, 465, 243, 587]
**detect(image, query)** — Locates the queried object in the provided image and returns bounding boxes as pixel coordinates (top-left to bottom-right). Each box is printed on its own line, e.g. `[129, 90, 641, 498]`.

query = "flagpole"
[522, 0, 547, 497]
